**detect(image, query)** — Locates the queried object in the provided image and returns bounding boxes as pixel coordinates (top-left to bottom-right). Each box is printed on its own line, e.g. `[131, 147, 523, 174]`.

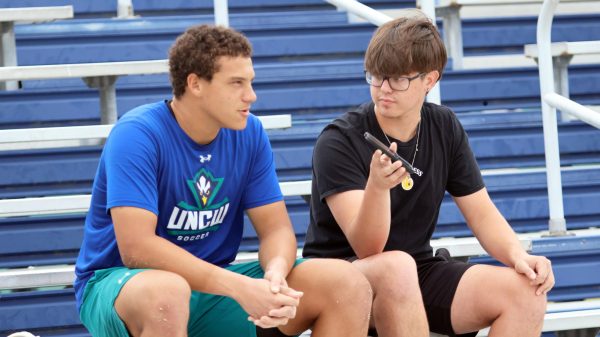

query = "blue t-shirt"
[74, 101, 283, 309]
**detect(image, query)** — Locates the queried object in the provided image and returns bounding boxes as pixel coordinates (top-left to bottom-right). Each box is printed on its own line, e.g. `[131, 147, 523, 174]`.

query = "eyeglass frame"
[364, 71, 426, 92]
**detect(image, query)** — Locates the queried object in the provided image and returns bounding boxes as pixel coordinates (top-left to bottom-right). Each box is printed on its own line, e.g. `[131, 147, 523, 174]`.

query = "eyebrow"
[229, 76, 254, 81]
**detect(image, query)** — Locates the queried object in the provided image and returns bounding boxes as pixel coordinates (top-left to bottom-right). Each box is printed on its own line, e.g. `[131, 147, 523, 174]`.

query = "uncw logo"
[166, 169, 230, 241]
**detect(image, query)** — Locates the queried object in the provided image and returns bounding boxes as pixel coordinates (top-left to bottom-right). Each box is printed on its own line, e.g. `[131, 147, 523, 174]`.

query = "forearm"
[120, 235, 249, 298]
[471, 208, 528, 267]
[345, 179, 392, 257]
[258, 226, 297, 277]
[456, 189, 529, 268]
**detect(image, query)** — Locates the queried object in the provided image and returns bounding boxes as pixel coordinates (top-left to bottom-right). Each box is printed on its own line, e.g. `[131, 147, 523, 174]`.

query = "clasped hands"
[240, 270, 303, 329]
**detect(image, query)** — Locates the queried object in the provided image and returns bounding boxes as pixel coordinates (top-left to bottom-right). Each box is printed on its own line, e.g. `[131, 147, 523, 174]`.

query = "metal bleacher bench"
[415, 0, 599, 70]
[0, 6, 74, 91]
[0, 60, 167, 124]
[0, 115, 532, 336]
[2, 97, 600, 336]
[3, 128, 600, 337]
[4, 179, 600, 337]
[2, 133, 600, 335]
[525, 40, 600, 101]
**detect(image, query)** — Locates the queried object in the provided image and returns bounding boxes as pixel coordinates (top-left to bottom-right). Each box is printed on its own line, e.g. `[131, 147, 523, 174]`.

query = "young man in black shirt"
[304, 12, 554, 337]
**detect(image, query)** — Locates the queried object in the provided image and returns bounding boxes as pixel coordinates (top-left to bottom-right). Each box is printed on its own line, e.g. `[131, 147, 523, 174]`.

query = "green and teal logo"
[166, 169, 230, 241]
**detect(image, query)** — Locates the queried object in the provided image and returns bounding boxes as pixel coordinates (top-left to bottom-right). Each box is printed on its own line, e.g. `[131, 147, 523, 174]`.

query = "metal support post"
[1, 22, 19, 90]
[83, 76, 119, 125]
[553, 55, 575, 121]
[117, 0, 134, 18]
[438, 6, 463, 70]
[421, 0, 442, 105]
[537, 0, 568, 235]
[214, 0, 230, 27]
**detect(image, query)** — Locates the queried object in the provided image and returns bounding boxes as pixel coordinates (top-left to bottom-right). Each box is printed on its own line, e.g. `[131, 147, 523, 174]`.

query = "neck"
[171, 96, 219, 145]
[375, 106, 421, 142]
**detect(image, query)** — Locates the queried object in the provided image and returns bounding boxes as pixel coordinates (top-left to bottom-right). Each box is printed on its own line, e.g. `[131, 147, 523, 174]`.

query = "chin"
[228, 120, 248, 131]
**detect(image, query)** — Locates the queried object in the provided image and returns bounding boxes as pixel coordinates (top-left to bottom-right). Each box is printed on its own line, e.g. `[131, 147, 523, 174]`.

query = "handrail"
[325, 0, 393, 25]
[544, 93, 600, 129]
[536, 0, 600, 234]
[324, 0, 441, 105]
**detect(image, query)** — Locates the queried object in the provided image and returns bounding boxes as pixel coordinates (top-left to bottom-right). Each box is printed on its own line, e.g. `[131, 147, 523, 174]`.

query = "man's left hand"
[264, 269, 288, 293]
[514, 254, 555, 296]
[247, 269, 303, 329]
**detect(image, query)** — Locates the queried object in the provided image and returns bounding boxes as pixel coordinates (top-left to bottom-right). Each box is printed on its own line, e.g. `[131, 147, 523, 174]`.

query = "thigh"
[188, 261, 304, 337]
[79, 267, 147, 337]
[417, 256, 476, 337]
[80, 263, 290, 337]
[351, 250, 417, 287]
[450, 264, 534, 335]
[281, 258, 370, 336]
[188, 261, 262, 337]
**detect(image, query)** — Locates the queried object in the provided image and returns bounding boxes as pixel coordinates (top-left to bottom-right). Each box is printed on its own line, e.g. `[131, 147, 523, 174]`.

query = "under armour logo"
[199, 154, 212, 163]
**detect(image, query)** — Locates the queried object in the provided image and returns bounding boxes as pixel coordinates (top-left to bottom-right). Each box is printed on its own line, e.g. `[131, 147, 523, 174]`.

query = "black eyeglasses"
[365, 71, 425, 91]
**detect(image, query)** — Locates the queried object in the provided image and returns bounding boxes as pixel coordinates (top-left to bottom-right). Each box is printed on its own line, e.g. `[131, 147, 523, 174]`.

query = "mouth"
[379, 98, 395, 104]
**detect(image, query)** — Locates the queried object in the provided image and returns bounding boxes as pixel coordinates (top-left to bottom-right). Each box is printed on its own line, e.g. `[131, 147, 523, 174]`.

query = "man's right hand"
[235, 277, 303, 329]
[368, 142, 408, 190]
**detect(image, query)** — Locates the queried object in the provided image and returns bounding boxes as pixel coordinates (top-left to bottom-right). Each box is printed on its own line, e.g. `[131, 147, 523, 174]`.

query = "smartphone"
[364, 132, 417, 175]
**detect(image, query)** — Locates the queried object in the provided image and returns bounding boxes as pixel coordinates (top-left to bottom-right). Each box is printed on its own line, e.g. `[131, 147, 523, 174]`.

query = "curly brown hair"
[365, 12, 446, 81]
[169, 25, 252, 98]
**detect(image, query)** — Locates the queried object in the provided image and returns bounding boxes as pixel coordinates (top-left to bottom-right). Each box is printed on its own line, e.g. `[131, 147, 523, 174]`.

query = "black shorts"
[416, 254, 477, 337]
[344, 252, 477, 337]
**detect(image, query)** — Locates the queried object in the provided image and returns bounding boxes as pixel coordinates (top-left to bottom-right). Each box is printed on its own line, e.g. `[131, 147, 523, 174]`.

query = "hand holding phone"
[364, 132, 417, 175]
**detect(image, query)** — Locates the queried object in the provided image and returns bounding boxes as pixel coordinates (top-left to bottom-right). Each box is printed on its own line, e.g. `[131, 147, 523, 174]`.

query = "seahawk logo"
[199, 154, 211, 163]
[196, 175, 211, 206]
[166, 168, 230, 241]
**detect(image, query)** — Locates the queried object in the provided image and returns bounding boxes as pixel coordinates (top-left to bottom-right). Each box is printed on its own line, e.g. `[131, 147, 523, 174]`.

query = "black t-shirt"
[303, 101, 485, 259]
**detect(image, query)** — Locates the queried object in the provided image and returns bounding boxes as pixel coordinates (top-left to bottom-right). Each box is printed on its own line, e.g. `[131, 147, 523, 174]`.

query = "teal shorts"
[79, 260, 304, 337]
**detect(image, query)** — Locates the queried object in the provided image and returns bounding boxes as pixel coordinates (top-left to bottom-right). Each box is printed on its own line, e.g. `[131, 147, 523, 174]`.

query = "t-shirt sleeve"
[313, 128, 368, 203]
[104, 121, 159, 215]
[242, 121, 283, 209]
[446, 114, 485, 197]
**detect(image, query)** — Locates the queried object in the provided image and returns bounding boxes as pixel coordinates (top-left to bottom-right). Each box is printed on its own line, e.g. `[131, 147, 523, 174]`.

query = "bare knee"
[307, 259, 373, 310]
[510, 277, 547, 323]
[117, 270, 191, 336]
[144, 271, 191, 310]
[363, 251, 419, 298]
[329, 260, 373, 305]
[485, 271, 547, 326]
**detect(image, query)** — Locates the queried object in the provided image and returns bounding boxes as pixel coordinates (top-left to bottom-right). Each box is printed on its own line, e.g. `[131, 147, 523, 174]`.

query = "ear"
[186, 73, 204, 96]
[424, 70, 440, 92]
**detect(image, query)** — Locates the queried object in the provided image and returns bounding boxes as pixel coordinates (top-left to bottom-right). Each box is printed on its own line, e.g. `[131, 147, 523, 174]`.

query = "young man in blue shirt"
[75, 25, 372, 337]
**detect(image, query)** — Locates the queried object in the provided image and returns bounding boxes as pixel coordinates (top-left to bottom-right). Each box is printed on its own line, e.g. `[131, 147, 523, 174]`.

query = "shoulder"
[323, 102, 372, 139]
[245, 113, 265, 134]
[315, 103, 374, 161]
[114, 101, 168, 134]
[230, 113, 266, 143]
[218, 114, 268, 156]
[108, 101, 168, 148]
[423, 102, 459, 124]
[423, 102, 466, 138]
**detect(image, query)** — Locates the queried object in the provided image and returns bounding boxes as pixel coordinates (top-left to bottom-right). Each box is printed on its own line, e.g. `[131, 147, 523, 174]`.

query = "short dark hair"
[168, 25, 252, 98]
[364, 13, 446, 80]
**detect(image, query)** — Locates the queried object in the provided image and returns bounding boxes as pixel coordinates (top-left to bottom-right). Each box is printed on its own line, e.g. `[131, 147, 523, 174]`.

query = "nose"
[244, 85, 257, 103]
[380, 78, 393, 93]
